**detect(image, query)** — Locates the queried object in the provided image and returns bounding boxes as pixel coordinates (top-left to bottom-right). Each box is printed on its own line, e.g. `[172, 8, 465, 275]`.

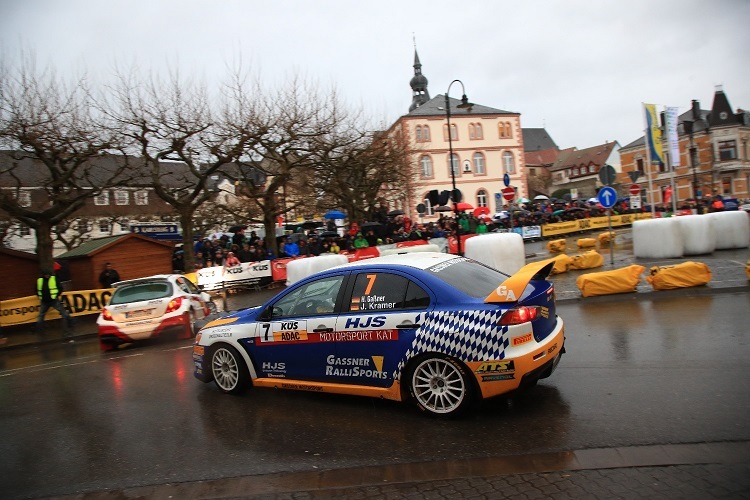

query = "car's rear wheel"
[210, 345, 249, 394]
[408, 355, 472, 417]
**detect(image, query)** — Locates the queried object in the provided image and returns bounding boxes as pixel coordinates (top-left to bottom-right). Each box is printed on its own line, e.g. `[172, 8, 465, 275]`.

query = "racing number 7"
[260, 323, 272, 342]
[364, 274, 377, 295]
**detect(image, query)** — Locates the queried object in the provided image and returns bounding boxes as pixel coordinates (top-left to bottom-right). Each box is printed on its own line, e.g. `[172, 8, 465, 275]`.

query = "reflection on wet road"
[0, 292, 748, 499]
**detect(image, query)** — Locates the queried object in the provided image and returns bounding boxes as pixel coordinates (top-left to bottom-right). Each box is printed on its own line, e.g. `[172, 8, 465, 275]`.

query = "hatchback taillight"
[101, 308, 113, 321]
[499, 306, 540, 326]
[165, 296, 184, 314]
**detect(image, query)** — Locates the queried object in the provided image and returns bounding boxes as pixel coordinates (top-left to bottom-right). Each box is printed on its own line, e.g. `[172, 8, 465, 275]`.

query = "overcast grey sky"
[2, 0, 749, 150]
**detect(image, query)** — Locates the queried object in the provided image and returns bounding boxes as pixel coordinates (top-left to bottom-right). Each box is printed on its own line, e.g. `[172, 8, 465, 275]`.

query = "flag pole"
[642, 103, 656, 217]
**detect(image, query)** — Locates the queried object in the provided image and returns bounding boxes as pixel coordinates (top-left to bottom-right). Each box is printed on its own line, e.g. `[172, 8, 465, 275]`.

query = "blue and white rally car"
[193, 252, 565, 417]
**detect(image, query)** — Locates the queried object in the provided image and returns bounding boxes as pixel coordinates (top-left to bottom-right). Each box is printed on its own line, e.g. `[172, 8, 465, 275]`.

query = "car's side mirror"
[259, 305, 274, 321]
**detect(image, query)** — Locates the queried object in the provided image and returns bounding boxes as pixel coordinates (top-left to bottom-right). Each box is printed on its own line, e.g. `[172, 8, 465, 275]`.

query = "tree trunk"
[34, 219, 55, 274]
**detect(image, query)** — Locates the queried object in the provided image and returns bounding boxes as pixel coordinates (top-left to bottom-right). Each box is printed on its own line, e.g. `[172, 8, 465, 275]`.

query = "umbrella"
[228, 224, 247, 233]
[493, 211, 509, 220]
[533, 195, 549, 200]
[552, 209, 565, 215]
[517, 197, 531, 204]
[360, 222, 385, 237]
[473, 206, 490, 217]
[300, 220, 322, 229]
[388, 209, 405, 217]
[456, 202, 474, 211]
[324, 210, 347, 220]
[566, 207, 587, 212]
[587, 197, 598, 203]
[434, 205, 453, 212]
[319, 231, 339, 238]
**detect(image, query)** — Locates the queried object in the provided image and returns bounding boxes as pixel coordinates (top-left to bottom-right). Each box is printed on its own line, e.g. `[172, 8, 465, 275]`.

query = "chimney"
[691, 100, 701, 121]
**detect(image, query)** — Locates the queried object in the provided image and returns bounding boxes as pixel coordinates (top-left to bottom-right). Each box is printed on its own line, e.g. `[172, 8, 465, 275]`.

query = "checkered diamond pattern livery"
[394, 310, 509, 380]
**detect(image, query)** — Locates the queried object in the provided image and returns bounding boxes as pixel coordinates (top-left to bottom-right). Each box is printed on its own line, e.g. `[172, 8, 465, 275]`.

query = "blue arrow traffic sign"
[597, 186, 617, 208]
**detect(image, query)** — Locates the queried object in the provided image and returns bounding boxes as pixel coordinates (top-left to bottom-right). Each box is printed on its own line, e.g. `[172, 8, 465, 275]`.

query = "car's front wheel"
[408, 355, 472, 417]
[210, 345, 249, 394]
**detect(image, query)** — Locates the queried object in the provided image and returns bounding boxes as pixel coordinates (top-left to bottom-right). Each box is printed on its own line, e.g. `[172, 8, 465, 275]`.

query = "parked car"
[193, 252, 565, 417]
[97, 274, 215, 351]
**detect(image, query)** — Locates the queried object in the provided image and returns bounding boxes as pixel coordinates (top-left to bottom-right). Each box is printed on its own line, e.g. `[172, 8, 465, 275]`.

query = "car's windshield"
[426, 257, 509, 298]
[110, 282, 172, 304]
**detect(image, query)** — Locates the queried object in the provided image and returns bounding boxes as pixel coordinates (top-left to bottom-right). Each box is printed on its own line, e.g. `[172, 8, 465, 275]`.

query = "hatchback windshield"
[426, 257, 509, 298]
[110, 282, 172, 304]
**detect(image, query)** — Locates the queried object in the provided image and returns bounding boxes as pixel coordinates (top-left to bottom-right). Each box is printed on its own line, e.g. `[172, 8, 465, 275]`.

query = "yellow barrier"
[0, 288, 114, 327]
[646, 262, 712, 290]
[549, 254, 573, 275]
[547, 239, 566, 253]
[569, 250, 604, 270]
[577, 238, 597, 248]
[576, 265, 646, 297]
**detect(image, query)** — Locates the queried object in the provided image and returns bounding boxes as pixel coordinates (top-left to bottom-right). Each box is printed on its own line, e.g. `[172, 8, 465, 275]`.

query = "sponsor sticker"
[258, 321, 308, 343]
[512, 333, 533, 346]
[475, 360, 515, 374]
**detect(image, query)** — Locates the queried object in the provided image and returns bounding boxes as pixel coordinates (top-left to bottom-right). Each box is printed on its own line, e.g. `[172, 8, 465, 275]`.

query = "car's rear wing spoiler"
[484, 259, 556, 303]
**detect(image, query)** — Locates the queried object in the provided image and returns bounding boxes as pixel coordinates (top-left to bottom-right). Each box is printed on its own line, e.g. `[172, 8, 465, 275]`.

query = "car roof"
[330, 252, 459, 272]
[112, 274, 181, 288]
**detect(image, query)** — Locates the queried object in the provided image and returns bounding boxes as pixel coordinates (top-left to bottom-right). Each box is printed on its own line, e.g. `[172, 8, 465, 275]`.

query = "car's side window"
[349, 273, 430, 312]
[175, 278, 192, 294]
[272, 275, 344, 318]
[181, 278, 200, 294]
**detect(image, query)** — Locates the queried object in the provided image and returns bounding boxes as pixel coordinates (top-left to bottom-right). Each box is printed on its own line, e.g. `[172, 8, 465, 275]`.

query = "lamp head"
[457, 94, 473, 111]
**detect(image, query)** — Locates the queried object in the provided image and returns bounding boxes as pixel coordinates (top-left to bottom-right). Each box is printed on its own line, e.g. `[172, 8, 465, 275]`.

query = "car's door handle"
[313, 327, 334, 332]
[397, 323, 420, 329]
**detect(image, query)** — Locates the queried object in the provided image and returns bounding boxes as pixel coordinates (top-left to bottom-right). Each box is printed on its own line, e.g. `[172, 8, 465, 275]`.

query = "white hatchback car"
[97, 274, 215, 351]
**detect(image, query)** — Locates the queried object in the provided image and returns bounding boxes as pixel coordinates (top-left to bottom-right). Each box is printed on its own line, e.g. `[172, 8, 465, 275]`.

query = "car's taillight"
[101, 308, 113, 321]
[499, 306, 540, 326]
[165, 296, 184, 314]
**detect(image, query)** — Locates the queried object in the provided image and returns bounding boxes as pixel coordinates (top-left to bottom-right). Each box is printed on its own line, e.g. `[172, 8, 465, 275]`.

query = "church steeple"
[409, 46, 430, 112]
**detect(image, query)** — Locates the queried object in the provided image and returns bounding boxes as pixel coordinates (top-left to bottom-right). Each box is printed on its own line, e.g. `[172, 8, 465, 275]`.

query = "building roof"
[405, 94, 515, 118]
[525, 148, 561, 166]
[549, 142, 618, 172]
[522, 128, 558, 152]
[56, 233, 173, 259]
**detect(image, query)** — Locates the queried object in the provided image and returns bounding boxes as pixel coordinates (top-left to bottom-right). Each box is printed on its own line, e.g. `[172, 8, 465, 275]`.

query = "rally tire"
[210, 345, 249, 395]
[407, 354, 473, 417]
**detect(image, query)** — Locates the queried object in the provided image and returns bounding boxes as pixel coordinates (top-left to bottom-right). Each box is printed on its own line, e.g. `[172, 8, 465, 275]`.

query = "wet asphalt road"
[0, 291, 748, 499]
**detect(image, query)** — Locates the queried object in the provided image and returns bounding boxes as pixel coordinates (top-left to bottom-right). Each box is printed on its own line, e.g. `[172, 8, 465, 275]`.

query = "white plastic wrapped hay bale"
[675, 214, 716, 255]
[285, 254, 349, 286]
[707, 211, 750, 249]
[464, 232, 525, 275]
[379, 243, 440, 256]
[633, 218, 684, 258]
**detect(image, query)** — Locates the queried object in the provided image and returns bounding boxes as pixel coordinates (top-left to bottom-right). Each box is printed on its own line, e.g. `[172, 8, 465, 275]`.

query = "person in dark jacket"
[99, 262, 121, 288]
[36, 270, 74, 338]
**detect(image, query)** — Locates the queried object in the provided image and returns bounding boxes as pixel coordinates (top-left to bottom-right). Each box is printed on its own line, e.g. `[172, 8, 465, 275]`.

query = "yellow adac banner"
[0, 288, 114, 327]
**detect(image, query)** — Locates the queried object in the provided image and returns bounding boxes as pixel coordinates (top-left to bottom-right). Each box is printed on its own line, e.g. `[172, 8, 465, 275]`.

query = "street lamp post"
[445, 79, 473, 256]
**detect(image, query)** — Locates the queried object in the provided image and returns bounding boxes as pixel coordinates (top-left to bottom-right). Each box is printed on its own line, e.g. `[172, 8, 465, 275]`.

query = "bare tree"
[0, 55, 129, 272]
[313, 124, 415, 223]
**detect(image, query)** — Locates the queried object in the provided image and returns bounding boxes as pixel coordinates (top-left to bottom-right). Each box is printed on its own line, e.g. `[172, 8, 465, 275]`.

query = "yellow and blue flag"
[644, 103, 664, 165]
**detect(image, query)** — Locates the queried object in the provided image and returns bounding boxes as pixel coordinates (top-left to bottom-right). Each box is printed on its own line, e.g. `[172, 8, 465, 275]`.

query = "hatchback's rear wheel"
[408, 355, 472, 417]
[211, 345, 249, 394]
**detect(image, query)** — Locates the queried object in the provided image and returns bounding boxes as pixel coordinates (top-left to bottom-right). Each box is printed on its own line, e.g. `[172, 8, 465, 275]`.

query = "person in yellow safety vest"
[36, 270, 74, 340]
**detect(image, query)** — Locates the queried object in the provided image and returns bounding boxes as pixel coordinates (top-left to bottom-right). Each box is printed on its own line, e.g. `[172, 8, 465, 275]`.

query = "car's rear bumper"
[467, 317, 565, 399]
[98, 313, 190, 346]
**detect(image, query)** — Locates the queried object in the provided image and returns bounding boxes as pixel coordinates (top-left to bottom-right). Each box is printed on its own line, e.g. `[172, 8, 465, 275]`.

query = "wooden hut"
[0, 247, 40, 300]
[57, 233, 175, 290]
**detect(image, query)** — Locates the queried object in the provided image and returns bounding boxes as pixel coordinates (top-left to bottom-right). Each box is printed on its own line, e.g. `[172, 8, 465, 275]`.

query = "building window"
[76, 220, 90, 233]
[477, 189, 488, 208]
[573, 167, 579, 176]
[473, 152, 486, 174]
[99, 220, 111, 233]
[415, 125, 431, 142]
[469, 124, 475, 140]
[718, 140, 737, 161]
[94, 191, 110, 205]
[499, 122, 513, 139]
[16, 191, 31, 207]
[636, 158, 645, 173]
[135, 190, 148, 205]
[119, 218, 129, 232]
[443, 124, 458, 141]
[20, 225, 31, 237]
[502, 151, 515, 174]
[420, 155, 433, 178]
[448, 153, 460, 176]
[469, 123, 483, 140]
[115, 190, 129, 205]
[722, 177, 732, 195]
[475, 123, 483, 140]
[423, 197, 435, 216]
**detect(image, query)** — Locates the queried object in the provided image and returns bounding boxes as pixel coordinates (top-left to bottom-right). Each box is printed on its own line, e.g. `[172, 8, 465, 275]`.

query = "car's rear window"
[426, 257, 509, 298]
[110, 282, 172, 304]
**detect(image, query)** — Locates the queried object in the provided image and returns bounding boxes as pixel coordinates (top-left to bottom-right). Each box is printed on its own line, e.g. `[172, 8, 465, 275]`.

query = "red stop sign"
[629, 184, 641, 196]
[502, 187, 515, 201]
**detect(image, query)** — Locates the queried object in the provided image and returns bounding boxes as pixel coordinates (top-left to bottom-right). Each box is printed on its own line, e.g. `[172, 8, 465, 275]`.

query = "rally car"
[193, 252, 565, 417]
[98, 274, 215, 351]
